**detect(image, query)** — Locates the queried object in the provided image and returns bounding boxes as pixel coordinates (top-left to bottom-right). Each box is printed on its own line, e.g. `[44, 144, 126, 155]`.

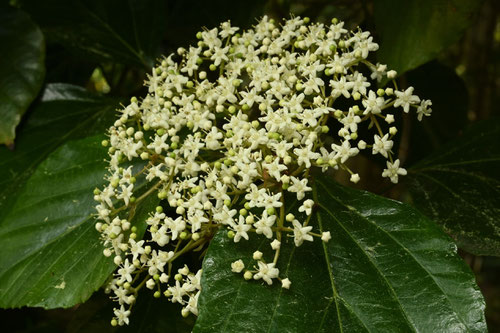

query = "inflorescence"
[94, 15, 431, 326]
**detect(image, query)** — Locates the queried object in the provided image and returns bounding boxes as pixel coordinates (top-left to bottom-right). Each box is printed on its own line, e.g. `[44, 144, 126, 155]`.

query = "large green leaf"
[374, 0, 481, 76]
[0, 136, 112, 308]
[0, 134, 157, 308]
[408, 120, 500, 256]
[0, 83, 117, 223]
[194, 175, 486, 332]
[19, 0, 168, 68]
[0, 6, 45, 145]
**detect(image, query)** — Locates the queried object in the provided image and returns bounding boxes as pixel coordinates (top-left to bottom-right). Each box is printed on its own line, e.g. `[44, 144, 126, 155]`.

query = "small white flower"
[114, 305, 131, 326]
[416, 99, 432, 121]
[288, 177, 312, 200]
[146, 278, 156, 290]
[230, 215, 252, 242]
[292, 220, 313, 247]
[253, 261, 279, 285]
[298, 199, 315, 216]
[281, 278, 292, 289]
[382, 159, 407, 183]
[253, 250, 263, 260]
[350, 173, 360, 184]
[270, 239, 281, 250]
[372, 134, 393, 158]
[231, 259, 245, 273]
[394, 87, 420, 113]
[362, 90, 385, 115]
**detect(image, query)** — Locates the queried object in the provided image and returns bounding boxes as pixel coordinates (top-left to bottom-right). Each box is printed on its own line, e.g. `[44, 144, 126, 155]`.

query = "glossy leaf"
[408, 120, 500, 256]
[0, 136, 112, 308]
[0, 6, 45, 145]
[19, 0, 168, 68]
[374, 0, 481, 76]
[0, 134, 157, 308]
[0, 83, 117, 223]
[195, 175, 486, 332]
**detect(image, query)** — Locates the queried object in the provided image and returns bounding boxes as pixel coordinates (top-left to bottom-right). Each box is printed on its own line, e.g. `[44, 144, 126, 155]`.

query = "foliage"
[0, 0, 497, 332]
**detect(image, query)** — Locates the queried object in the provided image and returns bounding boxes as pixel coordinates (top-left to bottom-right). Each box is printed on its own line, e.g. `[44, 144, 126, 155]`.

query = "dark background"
[0, 0, 498, 331]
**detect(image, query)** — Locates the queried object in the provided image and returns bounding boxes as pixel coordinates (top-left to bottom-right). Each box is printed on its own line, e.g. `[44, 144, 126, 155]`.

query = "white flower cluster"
[94, 15, 431, 325]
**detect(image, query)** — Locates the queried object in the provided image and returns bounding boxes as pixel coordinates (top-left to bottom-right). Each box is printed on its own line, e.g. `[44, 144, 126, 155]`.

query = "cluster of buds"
[94, 15, 431, 325]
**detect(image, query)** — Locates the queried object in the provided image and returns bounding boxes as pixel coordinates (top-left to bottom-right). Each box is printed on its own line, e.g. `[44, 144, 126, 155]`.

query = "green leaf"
[0, 5, 45, 145]
[0, 83, 117, 223]
[19, 0, 168, 68]
[374, 0, 481, 75]
[408, 120, 500, 256]
[0, 134, 156, 309]
[0, 136, 112, 308]
[195, 175, 486, 332]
